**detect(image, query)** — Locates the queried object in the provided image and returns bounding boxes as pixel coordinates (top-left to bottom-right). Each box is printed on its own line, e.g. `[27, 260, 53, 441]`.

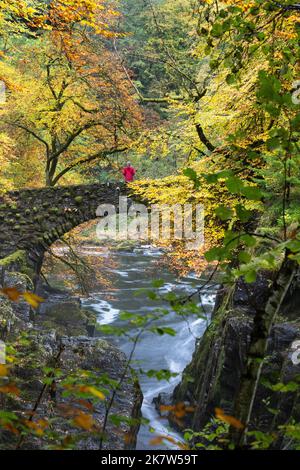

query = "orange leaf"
[160, 402, 194, 418]
[73, 412, 94, 430]
[23, 419, 48, 436]
[215, 408, 244, 430]
[4, 423, 20, 435]
[76, 399, 94, 410]
[149, 436, 165, 446]
[0, 384, 20, 396]
[149, 434, 189, 450]
[1, 287, 22, 302]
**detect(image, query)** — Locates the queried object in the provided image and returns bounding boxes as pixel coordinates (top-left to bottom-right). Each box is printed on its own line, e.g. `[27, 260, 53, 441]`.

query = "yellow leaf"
[0, 364, 8, 376]
[78, 385, 105, 400]
[23, 292, 44, 308]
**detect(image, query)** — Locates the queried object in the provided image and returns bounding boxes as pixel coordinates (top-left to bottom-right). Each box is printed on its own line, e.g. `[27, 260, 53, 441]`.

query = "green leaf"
[226, 74, 236, 85]
[202, 169, 233, 183]
[215, 205, 233, 221]
[242, 234, 257, 247]
[238, 251, 251, 263]
[211, 23, 223, 37]
[119, 311, 136, 321]
[150, 327, 177, 336]
[225, 176, 243, 194]
[235, 204, 252, 222]
[266, 137, 281, 150]
[183, 168, 200, 189]
[244, 270, 257, 283]
[241, 185, 263, 201]
[286, 239, 300, 253]
[145, 369, 178, 381]
[205, 246, 223, 262]
[147, 290, 158, 300]
[151, 279, 165, 288]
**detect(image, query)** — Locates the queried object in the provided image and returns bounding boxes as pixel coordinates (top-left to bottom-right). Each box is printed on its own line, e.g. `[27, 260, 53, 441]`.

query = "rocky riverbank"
[0, 259, 143, 450]
[158, 274, 300, 449]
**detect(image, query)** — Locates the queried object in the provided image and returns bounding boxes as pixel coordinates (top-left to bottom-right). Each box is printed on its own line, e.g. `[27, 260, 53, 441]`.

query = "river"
[44, 241, 216, 450]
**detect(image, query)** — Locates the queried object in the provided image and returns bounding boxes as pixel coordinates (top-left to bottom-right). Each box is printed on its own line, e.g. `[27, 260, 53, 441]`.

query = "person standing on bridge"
[122, 161, 136, 183]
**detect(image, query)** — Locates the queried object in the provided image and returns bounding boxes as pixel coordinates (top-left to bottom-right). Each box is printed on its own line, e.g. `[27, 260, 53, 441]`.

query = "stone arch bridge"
[0, 183, 129, 278]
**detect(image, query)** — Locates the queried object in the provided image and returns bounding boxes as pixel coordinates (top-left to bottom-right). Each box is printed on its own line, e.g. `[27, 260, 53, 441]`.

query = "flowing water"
[79, 244, 216, 450]
[46, 242, 216, 450]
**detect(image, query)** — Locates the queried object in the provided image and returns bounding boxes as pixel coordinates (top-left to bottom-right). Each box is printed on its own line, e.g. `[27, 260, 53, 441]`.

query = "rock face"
[36, 284, 97, 337]
[0, 270, 143, 450]
[3, 334, 142, 450]
[170, 276, 300, 448]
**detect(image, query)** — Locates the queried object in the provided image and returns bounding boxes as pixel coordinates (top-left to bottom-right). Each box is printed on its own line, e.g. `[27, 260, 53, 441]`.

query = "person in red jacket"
[122, 162, 136, 183]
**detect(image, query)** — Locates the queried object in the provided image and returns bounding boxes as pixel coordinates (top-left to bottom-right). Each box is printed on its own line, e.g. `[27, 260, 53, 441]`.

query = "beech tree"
[0, 1, 142, 186]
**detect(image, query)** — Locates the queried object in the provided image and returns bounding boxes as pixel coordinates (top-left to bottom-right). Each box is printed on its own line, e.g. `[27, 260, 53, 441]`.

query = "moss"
[39, 303, 91, 336]
[0, 297, 17, 337]
[74, 196, 83, 205]
[43, 233, 51, 243]
[0, 250, 27, 268]
[49, 207, 59, 214]
[0, 251, 35, 283]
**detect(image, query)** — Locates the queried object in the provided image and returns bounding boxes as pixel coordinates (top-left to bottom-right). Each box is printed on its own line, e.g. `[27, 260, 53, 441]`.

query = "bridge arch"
[0, 183, 130, 279]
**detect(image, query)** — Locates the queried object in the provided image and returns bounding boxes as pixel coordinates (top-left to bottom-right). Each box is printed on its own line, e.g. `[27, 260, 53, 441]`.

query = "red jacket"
[122, 166, 136, 182]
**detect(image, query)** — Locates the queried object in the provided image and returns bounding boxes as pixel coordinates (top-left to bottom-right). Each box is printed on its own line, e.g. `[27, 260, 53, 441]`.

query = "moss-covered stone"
[37, 302, 93, 336]
[0, 250, 27, 269]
